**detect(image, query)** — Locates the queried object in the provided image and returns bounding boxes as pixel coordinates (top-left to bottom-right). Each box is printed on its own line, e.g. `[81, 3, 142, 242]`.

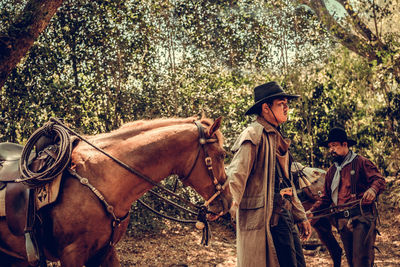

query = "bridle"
[180, 121, 225, 209]
[136, 120, 228, 245]
[136, 120, 228, 227]
[19, 118, 228, 246]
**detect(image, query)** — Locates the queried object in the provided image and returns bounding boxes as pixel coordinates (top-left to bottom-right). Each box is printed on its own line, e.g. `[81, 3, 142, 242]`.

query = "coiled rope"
[18, 121, 72, 187]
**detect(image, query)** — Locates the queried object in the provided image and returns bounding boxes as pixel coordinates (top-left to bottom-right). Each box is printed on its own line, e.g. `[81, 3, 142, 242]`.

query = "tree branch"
[0, 0, 64, 89]
[336, 0, 384, 48]
[297, 0, 379, 61]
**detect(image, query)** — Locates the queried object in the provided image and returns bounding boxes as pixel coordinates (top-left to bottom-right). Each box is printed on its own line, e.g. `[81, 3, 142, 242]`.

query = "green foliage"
[1, 0, 399, 232]
[283, 48, 399, 175]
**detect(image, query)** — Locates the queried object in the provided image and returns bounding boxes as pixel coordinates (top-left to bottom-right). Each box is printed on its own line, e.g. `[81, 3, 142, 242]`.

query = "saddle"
[0, 143, 30, 236]
[1, 142, 63, 234]
[0, 142, 26, 182]
[1, 119, 77, 266]
[291, 162, 326, 202]
[0, 141, 64, 266]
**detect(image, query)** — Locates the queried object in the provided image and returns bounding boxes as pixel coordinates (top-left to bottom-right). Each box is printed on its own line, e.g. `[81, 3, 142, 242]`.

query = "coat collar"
[256, 116, 278, 134]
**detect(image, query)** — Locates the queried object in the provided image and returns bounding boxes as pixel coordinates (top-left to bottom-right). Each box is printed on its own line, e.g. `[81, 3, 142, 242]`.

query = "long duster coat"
[227, 117, 307, 267]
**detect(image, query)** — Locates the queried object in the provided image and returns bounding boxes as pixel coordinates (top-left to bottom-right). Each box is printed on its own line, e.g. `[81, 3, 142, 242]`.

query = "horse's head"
[180, 117, 232, 221]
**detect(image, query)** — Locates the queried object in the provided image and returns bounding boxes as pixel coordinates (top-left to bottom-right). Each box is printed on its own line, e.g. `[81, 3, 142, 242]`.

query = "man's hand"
[362, 188, 377, 204]
[305, 210, 313, 219]
[298, 220, 312, 241]
[229, 201, 239, 224]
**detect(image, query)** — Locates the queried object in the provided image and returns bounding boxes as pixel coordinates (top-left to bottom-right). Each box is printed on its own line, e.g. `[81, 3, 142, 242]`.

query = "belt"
[335, 205, 373, 219]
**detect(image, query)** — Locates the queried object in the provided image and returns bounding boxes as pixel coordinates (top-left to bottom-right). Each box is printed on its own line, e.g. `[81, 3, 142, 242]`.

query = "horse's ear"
[207, 116, 222, 137]
[200, 110, 206, 120]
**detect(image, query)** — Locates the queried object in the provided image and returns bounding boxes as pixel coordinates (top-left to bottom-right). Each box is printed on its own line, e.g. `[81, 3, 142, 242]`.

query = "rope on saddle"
[18, 121, 72, 187]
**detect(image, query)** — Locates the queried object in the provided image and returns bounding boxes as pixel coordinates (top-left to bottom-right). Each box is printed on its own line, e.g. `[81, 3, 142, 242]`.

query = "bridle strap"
[195, 121, 216, 182]
[67, 167, 130, 247]
[193, 121, 224, 209]
[180, 146, 201, 182]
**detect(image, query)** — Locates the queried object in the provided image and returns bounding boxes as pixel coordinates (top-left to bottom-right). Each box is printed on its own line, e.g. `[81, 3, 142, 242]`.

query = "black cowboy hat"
[245, 81, 300, 115]
[320, 127, 357, 147]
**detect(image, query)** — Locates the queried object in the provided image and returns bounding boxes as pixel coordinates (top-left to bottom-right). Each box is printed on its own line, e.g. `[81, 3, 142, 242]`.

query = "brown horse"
[0, 116, 232, 266]
[292, 162, 343, 267]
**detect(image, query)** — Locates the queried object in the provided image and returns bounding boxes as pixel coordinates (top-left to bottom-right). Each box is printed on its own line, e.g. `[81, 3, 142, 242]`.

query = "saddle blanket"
[0, 173, 62, 217]
[0, 187, 5, 217]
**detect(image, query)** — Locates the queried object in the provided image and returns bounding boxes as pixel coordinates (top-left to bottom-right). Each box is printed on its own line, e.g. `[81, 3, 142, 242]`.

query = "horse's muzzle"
[206, 183, 232, 221]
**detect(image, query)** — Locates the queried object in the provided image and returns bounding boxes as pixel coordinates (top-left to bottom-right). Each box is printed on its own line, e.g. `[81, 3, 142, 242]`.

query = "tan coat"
[227, 117, 307, 267]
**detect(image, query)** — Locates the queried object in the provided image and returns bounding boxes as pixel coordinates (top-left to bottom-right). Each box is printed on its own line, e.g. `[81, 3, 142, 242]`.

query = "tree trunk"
[0, 0, 64, 89]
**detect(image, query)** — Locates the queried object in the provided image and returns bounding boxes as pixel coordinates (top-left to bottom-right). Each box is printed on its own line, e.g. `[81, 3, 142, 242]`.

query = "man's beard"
[331, 152, 344, 164]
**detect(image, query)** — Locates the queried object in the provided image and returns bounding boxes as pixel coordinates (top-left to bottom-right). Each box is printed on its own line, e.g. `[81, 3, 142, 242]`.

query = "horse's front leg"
[0, 251, 29, 267]
[96, 220, 128, 267]
[84, 246, 120, 267]
[58, 243, 90, 267]
[100, 247, 120, 267]
[58, 241, 120, 267]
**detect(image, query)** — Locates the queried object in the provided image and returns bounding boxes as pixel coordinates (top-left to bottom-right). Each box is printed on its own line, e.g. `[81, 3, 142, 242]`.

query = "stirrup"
[25, 231, 40, 265]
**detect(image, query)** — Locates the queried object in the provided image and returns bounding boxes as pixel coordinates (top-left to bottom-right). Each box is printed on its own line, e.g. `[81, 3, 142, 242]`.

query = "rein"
[308, 198, 374, 220]
[21, 118, 224, 245]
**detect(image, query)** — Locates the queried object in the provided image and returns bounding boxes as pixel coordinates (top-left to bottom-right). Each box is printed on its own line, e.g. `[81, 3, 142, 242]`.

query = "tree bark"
[298, 0, 400, 80]
[298, 0, 376, 60]
[0, 0, 64, 89]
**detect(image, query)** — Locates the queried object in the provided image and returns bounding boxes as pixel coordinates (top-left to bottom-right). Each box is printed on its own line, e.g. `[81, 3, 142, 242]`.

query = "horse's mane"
[118, 117, 197, 131]
[88, 116, 223, 147]
[88, 117, 195, 142]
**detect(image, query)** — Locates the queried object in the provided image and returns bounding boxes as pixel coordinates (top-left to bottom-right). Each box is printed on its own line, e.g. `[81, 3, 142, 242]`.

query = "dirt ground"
[116, 201, 400, 267]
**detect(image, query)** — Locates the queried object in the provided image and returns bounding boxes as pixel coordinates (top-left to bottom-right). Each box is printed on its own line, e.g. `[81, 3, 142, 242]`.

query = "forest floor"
[116, 186, 400, 267]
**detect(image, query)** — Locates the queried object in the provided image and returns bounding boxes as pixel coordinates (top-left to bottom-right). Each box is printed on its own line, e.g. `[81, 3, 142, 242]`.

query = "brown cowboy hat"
[320, 127, 357, 147]
[245, 81, 300, 115]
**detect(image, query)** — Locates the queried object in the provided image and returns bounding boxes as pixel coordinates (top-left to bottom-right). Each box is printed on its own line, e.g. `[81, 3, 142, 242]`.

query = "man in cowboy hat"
[227, 81, 312, 267]
[308, 127, 386, 267]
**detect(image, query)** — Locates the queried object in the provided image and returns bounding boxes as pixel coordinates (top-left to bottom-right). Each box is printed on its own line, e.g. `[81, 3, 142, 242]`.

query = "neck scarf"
[331, 150, 357, 205]
[275, 129, 291, 180]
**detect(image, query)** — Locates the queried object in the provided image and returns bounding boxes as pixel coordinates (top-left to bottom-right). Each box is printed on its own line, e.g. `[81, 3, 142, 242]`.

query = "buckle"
[280, 187, 293, 198]
[205, 157, 212, 166]
[343, 210, 350, 218]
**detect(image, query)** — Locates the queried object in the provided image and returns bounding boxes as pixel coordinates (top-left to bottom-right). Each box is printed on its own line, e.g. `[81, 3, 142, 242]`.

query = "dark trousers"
[314, 217, 343, 267]
[339, 219, 376, 267]
[270, 208, 306, 267]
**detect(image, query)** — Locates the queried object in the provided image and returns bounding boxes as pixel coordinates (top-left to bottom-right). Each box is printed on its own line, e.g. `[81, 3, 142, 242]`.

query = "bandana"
[331, 150, 357, 205]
